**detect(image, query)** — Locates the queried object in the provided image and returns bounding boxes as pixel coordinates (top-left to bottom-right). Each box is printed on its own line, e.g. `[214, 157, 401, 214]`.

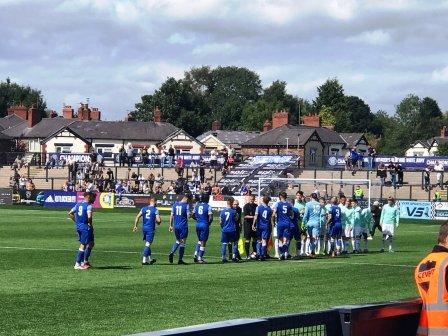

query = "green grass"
[0, 206, 439, 336]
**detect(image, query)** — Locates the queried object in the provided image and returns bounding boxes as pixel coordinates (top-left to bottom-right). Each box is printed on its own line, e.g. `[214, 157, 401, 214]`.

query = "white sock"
[351, 238, 355, 251]
[300, 239, 306, 254]
[274, 238, 279, 257]
[142, 257, 147, 263]
[316, 239, 321, 254]
[305, 239, 310, 255]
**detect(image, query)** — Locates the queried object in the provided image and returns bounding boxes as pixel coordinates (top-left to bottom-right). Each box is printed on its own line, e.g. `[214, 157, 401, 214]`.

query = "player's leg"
[243, 222, 251, 259]
[169, 228, 181, 263]
[83, 231, 94, 267]
[362, 231, 368, 252]
[221, 232, 229, 262]
[178, 235, 187, 264]
[273, 226, 280, 258]
[198, 229, 209, 263]
[260, 229, 269, 260]
[75, 230, 88, 269]
[194, 227, 202, 262]
[231, 233, 238, 262]
[300, 230, 308, 256]
[307, 227, 316, 256]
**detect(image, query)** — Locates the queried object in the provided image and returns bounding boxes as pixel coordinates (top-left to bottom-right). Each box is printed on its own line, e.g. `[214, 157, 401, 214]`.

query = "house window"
[55, 143, 73, 153]
[330, 147, 340, 155]
[95, 144, 114, 158]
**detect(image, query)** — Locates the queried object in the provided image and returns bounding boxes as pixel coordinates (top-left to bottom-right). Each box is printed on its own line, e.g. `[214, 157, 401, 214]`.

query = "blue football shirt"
[255, 204, 272, 229]
[220, 207, 236, 233]
[171, 201, 190, 228]
[72, 201, 92, 230]
[275, 201, 292, 227]
[194, 202, 212, 227]
[141, 205, 159, 231]
[330, 205, 342, 227]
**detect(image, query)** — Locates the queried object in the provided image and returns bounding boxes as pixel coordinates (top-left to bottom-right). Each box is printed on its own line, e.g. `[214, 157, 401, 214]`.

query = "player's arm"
[252, 206, 259, 231]
[379, 207, 385, 226]
[395, 208, 400, 227]
[208, 207, 213, 226]
[302, 205, 309, 225]
[87, 205, 93, 228]
[169, 208, 174, 232]
[243, 205, 254, 219]
[133, 210, 142, 232]
[68, 207, 75, 222]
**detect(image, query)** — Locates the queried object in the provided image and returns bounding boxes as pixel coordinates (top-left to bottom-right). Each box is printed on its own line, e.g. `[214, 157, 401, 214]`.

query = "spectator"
[126, 143, 134, 167]
[155, 174, 164, 189]
[204, 182, 212, 195]
[240, 184, 248, 196]
[434, 161, 444, 188]
[424, 166, 431, 191]
[148, 173, 155, 193]
[149, 148, 156, 168]
[199, 161, 205, 184]
[19, 177, 26, 190]
[354, 185, 364, 201]
[210, 149, 218, 171]
[142, 182, 150, 194]
[211, 183, 221, 195]
[26, 179, 35, 191]
[160, 149, 166, 168]
[377, 162, 387, 186]
[168, 145, 175, 167]
[388, 162, 397, 189]
[434, 188, 442, 202]
[344, 150, 351, 171]
[118, 145, 126, 167]
[367, 146, 376, 169]
[141, 146, 148, 166]
[396, 163, 404, 186]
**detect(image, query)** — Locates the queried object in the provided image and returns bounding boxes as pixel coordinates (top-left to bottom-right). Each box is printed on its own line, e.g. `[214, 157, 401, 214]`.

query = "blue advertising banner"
[42, 191, 77, 208]
[325, 155, 448, 170]
[398, 201, 432, 220]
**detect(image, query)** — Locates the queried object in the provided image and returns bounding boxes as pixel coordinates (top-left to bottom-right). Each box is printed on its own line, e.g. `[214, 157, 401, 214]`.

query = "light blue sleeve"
[303, 204, 310, 224]
[87, 205, 93, 213]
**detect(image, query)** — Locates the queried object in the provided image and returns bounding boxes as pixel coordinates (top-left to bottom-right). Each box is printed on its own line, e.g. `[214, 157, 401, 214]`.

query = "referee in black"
[243, 194, 258, 259]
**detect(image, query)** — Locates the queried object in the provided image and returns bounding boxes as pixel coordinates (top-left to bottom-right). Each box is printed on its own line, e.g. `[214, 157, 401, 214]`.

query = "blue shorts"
[196, 226, 209, 242]
[256, 227, 270, 240]
[289, 225, 300, 240]
[307, 226, 320, 239]
[174, 226, 188, 240]
[221, 231, 236, 243]
[77, 229, 94, 245]
[329, 225, 342, 238]
[142, 229, 155, 243]
[277, 225, 290, 240]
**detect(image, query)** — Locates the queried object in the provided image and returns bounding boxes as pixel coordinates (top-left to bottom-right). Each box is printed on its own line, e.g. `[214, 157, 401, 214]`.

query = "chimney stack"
[212, 120, 221, 131]
[263, 119, 272, 133]
[303, 115, 322, 127]
[62, 105, 74, 119]
[272, 110, 289, 129]
[27, 105, 41, 128]
[90, 107, 101, 121]
[49, 110, 58, 118]
[154, 107, 162, 122]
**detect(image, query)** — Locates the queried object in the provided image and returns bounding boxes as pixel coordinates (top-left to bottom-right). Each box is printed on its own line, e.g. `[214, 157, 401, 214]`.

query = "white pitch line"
[0, 246, 416, 267]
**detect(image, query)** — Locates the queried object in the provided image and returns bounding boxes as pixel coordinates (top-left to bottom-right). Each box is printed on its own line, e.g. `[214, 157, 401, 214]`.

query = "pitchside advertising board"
[326, 155, 448, 170]
[398, 201, 432, 220]
[0, 188, 12, 205]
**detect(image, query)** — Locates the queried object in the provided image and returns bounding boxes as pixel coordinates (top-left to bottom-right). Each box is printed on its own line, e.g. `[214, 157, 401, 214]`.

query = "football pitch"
[0, 206, 438, 336]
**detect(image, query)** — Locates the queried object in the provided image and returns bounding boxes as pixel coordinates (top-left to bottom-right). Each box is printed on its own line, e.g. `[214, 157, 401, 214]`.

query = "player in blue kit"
[220, 198, 238, 263]
[252, 195, 272, 261]
[192, 194, 213, 263]
[327, 197, 343, 257]
[288, 198, 301, 258]
[273, 191, 293, 260]
[303, 193, 322, 258]
[133, 197, 161, 265]
[68, 192, 95, 270]
[168, 195, 191, 265]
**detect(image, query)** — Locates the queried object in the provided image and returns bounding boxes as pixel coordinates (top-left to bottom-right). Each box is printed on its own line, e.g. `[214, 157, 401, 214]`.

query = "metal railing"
[128, 298, 422, 336]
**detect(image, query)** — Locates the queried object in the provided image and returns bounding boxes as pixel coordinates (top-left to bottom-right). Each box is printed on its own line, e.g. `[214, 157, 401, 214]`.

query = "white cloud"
[167, 33, 195, 45]
[192, 43, 237, 57]
[115, 1, 140, 22]
[346, 30, 392, 45]
[431, 66, 448, 82]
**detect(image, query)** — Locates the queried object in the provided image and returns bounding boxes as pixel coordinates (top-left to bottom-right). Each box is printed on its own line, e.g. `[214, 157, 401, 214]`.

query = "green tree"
[209, 66, 262, 129]
[318, 105, 336, 126]
[0, 78, 46, 118]
[240, 100, 273, 131]
[436, 142, 448, 156]
[345, 95, 375, 133]
[313, 78, 350, 132]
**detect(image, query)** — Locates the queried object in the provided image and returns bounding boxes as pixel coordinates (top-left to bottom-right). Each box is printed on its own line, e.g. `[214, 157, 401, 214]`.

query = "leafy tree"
[313, 78, 350, 132]
[318, 105, 336, 126]
[345, 95, 375, 133]
[0, 78, 46, 118]
[209, 66, 262, 129]
[240, 100, 273, 131]
[436, 142, 448, 156]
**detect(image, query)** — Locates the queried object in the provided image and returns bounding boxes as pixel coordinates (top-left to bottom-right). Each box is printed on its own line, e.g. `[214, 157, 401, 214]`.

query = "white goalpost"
[257, 177, 372, 205]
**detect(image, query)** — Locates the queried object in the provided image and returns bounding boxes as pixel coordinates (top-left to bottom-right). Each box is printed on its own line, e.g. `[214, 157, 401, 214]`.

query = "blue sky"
[1, 0, 448, 120]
